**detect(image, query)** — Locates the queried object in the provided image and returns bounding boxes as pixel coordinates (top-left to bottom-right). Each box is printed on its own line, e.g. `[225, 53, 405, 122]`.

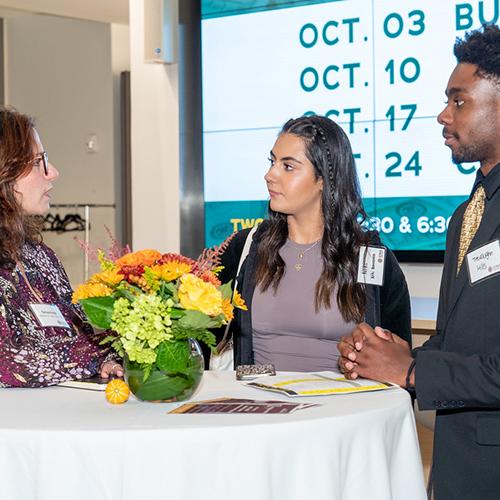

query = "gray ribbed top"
[252, 239, 356, 372]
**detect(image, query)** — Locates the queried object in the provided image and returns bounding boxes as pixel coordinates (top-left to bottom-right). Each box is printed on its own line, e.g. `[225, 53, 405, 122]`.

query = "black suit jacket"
[217, 221, 411, 367]
[415, 170, 500, 499]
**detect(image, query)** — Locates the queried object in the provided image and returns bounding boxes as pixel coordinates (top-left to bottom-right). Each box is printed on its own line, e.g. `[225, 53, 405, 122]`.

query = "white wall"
[5, 14, 118, 285]
[111, 22, 131, 244]
[0, 0, 128, 24]
[402, 263, 443, 298]
[128, 0, 180, 252]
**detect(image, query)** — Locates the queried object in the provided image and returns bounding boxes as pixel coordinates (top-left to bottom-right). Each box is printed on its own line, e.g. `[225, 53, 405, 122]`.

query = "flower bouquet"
[72, 241, 246, 402]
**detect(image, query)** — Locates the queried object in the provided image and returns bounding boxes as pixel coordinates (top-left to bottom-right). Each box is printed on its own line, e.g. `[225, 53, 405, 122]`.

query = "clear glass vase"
[124, 339, 204, 402]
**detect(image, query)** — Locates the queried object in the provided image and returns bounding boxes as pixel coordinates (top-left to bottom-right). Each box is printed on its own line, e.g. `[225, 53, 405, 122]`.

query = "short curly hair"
[454, 23, 500, 90]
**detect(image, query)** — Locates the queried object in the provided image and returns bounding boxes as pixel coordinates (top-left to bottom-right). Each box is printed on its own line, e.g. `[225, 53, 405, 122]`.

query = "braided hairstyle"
[255, 115, 369, 322]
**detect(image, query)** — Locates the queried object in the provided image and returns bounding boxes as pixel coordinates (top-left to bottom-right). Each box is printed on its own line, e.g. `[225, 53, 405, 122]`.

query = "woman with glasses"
[0, 107, 122, 387]
[217, 115, 411, 370]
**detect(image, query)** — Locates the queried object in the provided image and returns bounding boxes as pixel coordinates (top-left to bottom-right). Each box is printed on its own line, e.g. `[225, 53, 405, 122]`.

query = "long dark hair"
[0, 107, 43, 269]
[255, 115, 369, 322]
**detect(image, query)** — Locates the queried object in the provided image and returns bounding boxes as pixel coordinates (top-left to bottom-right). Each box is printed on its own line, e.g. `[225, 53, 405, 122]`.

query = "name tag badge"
[28, 303, 70, 329]
[466, 240, 500, 285]
[357, 245, 386, 286]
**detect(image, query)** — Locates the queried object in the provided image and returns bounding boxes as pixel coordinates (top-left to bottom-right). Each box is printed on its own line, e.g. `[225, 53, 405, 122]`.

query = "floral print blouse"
[0, 242, 111, 387]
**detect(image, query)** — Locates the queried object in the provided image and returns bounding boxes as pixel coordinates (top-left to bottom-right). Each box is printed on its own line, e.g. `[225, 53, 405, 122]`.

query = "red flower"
[119, 264, 145, 282]
[196, 269, 221, 287]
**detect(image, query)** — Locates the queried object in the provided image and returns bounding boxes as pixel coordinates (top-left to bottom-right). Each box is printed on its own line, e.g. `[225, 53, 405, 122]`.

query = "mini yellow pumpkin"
[105, 379, 130, 404]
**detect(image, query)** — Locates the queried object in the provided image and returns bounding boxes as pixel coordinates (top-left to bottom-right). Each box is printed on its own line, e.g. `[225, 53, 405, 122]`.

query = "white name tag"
[466, 240, 500, 284]
[357, 245, 386, 286]
[28, 303, 70, 329]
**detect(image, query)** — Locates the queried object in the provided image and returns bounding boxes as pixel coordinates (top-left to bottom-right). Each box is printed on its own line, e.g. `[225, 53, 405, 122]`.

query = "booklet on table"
[169, 397, 318, 414]
[58, 375, 118, 391]
[246, 371, 397, 397]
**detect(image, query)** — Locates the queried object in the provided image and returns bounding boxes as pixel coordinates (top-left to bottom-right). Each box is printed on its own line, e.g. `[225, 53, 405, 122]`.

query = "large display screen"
[201, 0, 499, 258]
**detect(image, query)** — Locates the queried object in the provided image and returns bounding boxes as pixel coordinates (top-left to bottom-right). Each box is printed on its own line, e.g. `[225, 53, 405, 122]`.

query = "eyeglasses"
[30, 151, 49, 176]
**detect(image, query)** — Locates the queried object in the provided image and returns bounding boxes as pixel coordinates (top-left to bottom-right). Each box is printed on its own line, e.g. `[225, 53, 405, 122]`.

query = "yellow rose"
[178, 274, 223, 316]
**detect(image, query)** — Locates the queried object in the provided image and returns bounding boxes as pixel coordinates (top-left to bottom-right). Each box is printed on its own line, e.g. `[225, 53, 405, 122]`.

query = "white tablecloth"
[0, 371, 426, 500]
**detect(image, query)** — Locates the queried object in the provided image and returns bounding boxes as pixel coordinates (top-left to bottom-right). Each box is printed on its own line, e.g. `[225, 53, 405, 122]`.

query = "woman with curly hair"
[218, 115, 411, 370]
[0, 107, 122, 387]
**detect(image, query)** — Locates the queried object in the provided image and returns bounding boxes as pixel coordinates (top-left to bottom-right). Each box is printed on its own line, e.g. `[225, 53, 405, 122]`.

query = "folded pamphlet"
[169, 397, 318, 414]
[246, 371, 397, 397]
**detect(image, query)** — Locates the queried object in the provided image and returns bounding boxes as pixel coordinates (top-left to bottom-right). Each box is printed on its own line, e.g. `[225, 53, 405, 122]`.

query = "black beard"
[451, 143, 482, 164]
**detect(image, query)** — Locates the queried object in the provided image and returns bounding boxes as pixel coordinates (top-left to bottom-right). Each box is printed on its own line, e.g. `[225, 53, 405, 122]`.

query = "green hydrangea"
[120, 340, 157, 364]
[111, 295, 173, 364]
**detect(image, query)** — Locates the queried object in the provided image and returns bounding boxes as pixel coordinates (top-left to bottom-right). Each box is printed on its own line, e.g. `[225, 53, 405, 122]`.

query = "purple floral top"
[0, 242, 111, 387]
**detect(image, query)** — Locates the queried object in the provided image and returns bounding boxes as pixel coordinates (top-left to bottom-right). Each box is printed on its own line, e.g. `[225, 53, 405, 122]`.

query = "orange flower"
[158, 253, 196, 266]
[150, 261, 193, 282]
[127, 275, 154, 293]
[72, 283, 113, 303]
[197, 270, 221, 287]
[115, 249, 162, 267]
[89, 269, 124, 286]
[221, 298, 234, 322]
[232, 289, 247, 311]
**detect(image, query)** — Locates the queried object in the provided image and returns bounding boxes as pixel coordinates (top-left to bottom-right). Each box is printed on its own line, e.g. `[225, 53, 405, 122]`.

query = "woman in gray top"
[218, 115, 411, 371]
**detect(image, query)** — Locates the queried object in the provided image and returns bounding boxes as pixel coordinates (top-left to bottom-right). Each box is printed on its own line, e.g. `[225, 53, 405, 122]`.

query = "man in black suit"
[338, 24, 500, 500]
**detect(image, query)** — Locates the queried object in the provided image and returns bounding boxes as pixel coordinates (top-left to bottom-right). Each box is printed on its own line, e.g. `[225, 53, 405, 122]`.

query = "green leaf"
[111, 339, 124, 358]
[99, 335, 116, 345]
[157, 280, 175, 300]
[163, 281, 177, 295]
[133, 373, 193, 401]
[156, 340, 190, 373]
[142, 363, 153, 382]
[169, 307, 186, 320]
[115, 287, 136, 301]
[171, 328, 216, 348]
[219, 281, 233, 300]
[171, 283, 179, 303]
[80, 297, 115, 329]
[191, 330, 217, 348]
[178, 310, 224, 330]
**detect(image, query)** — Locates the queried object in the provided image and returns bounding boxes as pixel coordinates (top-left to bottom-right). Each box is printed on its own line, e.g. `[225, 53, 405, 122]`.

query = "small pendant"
[295, 263, 303, 271]
[298, 253, 304, 259]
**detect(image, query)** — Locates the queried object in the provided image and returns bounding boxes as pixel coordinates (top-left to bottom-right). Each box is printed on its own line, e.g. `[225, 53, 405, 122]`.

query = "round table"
[0, 371, 426, 500]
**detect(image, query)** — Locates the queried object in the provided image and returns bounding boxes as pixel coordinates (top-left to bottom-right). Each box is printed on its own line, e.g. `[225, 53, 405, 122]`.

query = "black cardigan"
[214, 221, 411, 368]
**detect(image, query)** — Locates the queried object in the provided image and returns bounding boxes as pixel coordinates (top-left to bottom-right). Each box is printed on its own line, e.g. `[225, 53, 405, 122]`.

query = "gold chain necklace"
[292, 239, 320, 271]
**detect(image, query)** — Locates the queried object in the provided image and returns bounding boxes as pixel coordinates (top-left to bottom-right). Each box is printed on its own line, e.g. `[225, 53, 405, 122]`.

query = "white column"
[129, 0, 180, 252]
